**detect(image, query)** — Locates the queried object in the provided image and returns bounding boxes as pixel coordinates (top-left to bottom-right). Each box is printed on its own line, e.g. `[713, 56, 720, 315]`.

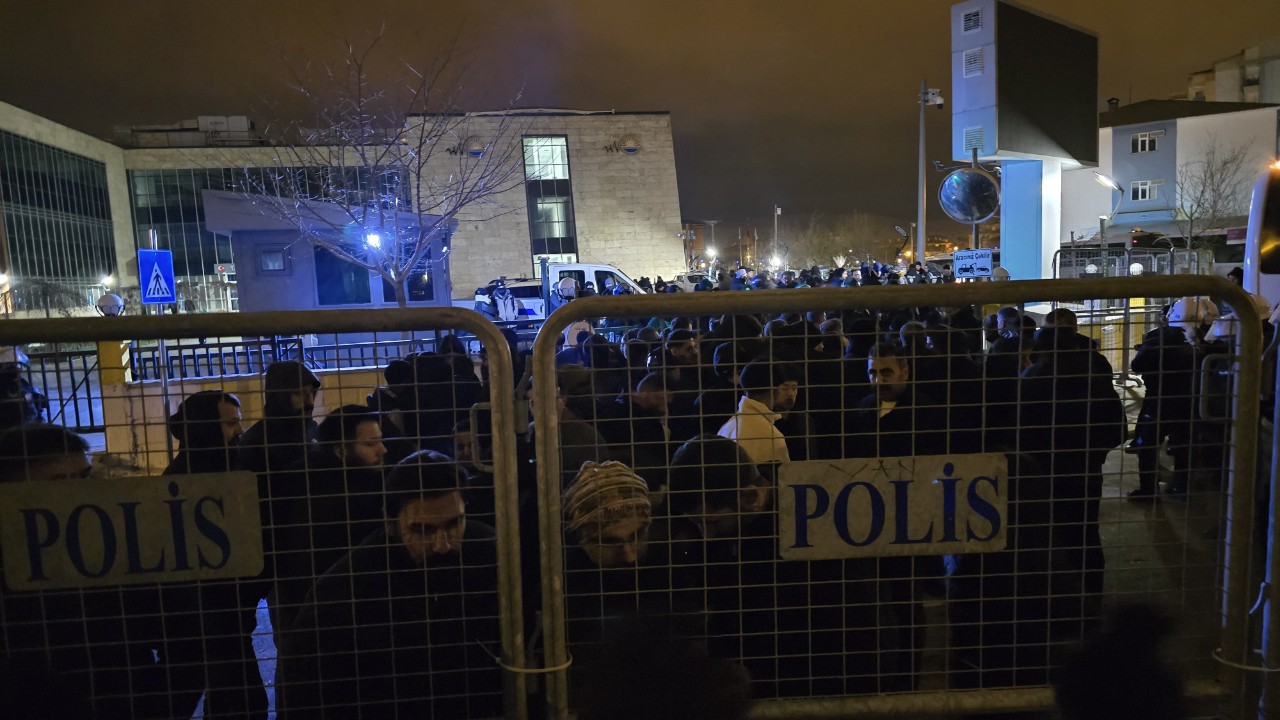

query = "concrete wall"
[422, 112, 686, 296]
[1173, 107, 1280, 199]
[0, 101, 137, 284]
[1060, 127, 1114, 246]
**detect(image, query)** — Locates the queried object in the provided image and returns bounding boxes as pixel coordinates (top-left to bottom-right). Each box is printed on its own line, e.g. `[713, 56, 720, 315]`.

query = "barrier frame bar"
[531, 276, 1261, 719]
[0, 308, 529, 720]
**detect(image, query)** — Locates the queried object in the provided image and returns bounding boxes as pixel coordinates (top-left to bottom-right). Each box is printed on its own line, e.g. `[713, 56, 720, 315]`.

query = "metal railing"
[530, 276, 1263, 719]
[25, 349, 102, 432]
[0, 309, 528, 720]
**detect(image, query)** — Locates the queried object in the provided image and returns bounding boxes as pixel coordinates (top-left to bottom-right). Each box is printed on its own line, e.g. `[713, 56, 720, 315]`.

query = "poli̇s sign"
[779, 454, 1006, 560]
[0, 473, 263, 591]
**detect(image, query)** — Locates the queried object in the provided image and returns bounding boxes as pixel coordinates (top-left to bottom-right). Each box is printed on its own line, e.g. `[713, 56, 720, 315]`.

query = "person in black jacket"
[272, 405, 388, 630]
[237, 360, 320, 475]
[846, 342, 946, 459]
[1129, 300, 1209, 499]
[1019, 327, 1125, 632]
[162, 391, 266, 718]
[667, 435, 896, 697]
[285, 451, 503, 719]
[0, 425, 200, 720]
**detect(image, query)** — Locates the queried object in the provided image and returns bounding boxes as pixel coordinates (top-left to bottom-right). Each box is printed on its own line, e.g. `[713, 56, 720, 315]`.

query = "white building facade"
[1059, 100, 1280, 273]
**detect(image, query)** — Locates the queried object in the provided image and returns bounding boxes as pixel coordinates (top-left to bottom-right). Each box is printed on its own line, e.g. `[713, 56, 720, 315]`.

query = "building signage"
[778, 454, 1007, 560]
[138, 248, 177, 304]
[953, 248, 994, 279]
[0, 472, 263, 590]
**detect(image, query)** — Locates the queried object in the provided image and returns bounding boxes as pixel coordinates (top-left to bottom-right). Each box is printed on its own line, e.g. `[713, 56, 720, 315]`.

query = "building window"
[380, 254, 435, 303]
[1130, 179, 1160, 202]
[257, 248, 289, 274]
[314, 247, 371, 305]
[522, 136, 578, 259]
[1131, 131, 1161, 153]
[0, 130, 115, 289]
[524, 137, 570, 181]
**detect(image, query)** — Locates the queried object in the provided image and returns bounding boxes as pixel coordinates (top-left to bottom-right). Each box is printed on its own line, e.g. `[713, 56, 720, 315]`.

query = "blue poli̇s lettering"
[20, 508, 59, 581]
[834, 482, 885, 547]
[119, 501, 165, 574]
[966, 475, 1002, 541]
[890, 479, 934, 544]
[166, 482, 192, 571]
[194, 496, 231, 570]
[937, 462, 961, 543]
[66, 504, 116, 579]
[790, 484, 829, 549]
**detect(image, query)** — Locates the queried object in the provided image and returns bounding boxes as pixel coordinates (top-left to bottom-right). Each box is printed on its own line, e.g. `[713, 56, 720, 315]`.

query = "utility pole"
[918, 81, 944, 262]
[773, 205, 781, 268]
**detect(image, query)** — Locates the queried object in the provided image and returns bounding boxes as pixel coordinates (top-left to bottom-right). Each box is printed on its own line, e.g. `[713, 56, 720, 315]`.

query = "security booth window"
[381, 256, 434, 303]
[314, 247, 371, 305]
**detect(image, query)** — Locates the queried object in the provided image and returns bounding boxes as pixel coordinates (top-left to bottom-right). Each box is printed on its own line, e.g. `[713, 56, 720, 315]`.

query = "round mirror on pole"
[938, 167, 1001, 225]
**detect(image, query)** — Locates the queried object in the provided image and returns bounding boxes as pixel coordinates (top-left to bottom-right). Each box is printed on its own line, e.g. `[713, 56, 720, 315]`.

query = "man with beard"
[162, 391, 263, 717]
[847, 342, 945, 458]
[285, 451, 502, 719]
[164, 390, 244, 475]
[273, 405, 389, 627]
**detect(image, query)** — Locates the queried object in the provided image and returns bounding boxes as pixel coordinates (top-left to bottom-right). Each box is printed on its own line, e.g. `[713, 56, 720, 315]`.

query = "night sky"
[2, 0, 1278, 231]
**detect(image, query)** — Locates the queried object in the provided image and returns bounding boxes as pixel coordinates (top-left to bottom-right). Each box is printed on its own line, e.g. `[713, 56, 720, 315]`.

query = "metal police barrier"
[531, 276, 1263, 719]
[0, 309, 528, 720]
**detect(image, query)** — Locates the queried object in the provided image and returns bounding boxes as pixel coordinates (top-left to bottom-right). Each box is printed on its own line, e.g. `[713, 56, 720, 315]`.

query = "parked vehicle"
[672, 270, 710, 292]
[466, 259, 647, 323]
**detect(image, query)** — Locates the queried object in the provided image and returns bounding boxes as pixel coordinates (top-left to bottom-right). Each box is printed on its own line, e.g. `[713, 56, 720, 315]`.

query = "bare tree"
[780, 211, 898, 269]
[1172, 135, 1253, 249]
[236, 32, 528, 307]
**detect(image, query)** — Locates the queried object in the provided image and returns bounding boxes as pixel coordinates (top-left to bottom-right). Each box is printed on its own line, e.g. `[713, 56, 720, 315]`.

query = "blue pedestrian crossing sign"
[138, 249, 176, 304]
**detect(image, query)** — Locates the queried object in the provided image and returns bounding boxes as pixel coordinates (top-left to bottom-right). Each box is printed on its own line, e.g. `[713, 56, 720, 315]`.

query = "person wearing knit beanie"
[563, 460, 652, 567]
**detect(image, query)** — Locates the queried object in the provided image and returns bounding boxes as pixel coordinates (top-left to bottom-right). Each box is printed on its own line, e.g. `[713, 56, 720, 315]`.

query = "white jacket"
[717, 395, 790, 465]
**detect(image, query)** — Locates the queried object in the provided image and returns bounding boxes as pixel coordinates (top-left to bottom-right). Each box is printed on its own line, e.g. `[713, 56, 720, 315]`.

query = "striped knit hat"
[563, 461, 651, 535]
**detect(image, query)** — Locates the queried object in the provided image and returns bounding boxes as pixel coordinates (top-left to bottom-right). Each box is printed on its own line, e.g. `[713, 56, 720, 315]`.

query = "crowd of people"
[0, 285, 1252, 719]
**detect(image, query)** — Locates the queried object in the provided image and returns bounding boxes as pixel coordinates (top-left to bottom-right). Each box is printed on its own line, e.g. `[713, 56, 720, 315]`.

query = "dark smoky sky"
[3, 0, 1277, 235]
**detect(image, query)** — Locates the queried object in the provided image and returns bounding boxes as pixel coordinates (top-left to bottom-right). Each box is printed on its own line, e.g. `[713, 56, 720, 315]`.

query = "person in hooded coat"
[237, 360, 320, 475]
[1018, 327, 1125, 633]
[164, 390, 244, 475]
[162, 391, 268, 718]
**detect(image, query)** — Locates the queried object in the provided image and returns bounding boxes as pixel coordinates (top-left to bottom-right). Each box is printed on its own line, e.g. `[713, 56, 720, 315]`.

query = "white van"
[465, 260, 647, 322]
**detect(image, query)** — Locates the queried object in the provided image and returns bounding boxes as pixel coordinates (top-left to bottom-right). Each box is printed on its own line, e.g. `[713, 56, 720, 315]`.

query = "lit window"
[1130, 131, 1161, 153]
[523, 137, 570, 181]
[259, 249, 286, 272]
[1130, 179, 1160, 202]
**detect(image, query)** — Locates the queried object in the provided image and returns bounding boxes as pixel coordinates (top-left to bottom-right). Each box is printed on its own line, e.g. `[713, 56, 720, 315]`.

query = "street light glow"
[101, 274, 114, 287]
[1092, 171, 1122, 192]
[365, 232, 382, 249]
[706, 246, 717, 259]
[0, 273, 8, 285]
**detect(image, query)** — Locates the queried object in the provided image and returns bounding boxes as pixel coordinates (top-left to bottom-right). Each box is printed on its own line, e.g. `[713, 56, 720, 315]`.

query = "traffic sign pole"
[144, 230, 174, 456]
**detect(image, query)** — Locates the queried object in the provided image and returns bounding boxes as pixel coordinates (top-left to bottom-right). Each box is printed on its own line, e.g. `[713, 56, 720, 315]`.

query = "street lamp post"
[773, 206, 781, 268]
[918, 81, 944, 266]
[705, 220, 719, 268]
